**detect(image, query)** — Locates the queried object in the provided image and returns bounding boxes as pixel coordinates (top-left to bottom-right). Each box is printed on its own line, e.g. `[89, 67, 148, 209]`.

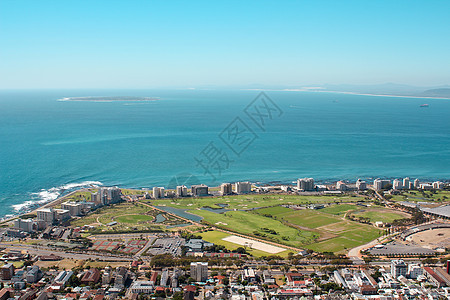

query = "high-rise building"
[176, 185, 188, 197]
[61, 202, 83, 216]
[393, 179, 403, 190]
[191, 185, 209, 197]
[356, 179, 367, 191]
[297, 178, 315, 191]
[414, 178, 420, 189]
[234, 182, 251, 194]
[373, 179, 391, 191]
[220, 183, 232, 195]
[190, 262, 208, 282]
[14, 219, 36, 233]
[391, 260, 408, 278]
[408, 264, 423, 279]
[432, 181, 444, 189]
[403, 177, 410, 190]
[36, 208, 56, 225]
[152, 187, 165, 199]
[0, 263, 14, 280]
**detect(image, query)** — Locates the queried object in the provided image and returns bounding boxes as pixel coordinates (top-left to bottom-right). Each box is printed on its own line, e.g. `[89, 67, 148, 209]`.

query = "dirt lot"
[408, 228, 450, 248]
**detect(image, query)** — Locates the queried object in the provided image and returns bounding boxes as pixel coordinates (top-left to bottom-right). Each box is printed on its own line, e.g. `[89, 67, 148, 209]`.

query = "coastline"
[243, 88, 450, 100]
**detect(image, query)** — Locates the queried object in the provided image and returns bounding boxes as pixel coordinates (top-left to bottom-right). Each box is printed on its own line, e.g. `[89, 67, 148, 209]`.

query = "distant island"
[59, 96, 160, 102]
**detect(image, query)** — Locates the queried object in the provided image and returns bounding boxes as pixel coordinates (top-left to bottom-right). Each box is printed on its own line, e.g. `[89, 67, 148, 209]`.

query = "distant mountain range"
[418, 88, 450, 98]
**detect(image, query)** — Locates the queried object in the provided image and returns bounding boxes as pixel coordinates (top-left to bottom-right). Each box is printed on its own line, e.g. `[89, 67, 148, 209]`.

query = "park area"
[70, 202, 187, 233]
[149, 193, 388, 254]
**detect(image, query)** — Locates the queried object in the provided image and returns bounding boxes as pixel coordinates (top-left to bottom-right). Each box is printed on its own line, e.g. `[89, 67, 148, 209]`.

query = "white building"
[14, 219, 36, 233]
[391, 260, 408, 278]
[414, 178, 420, 189]
[129, 281, 154, 294]
[190, 262, 208, 282]
[221, 183, 232, 195]
[176, 185, 188, 197]
[356, 179, 367, 191]
[152, 187, 165, 199]
[393, 179, 403, 190]
[36, 208, 56, 225]
[403, 177, 410, 190]
[336, 181, 348, 191]
[420, 183, 433, 190]
[433, 181, 444, 189]
[408, 264, 423, 279]
[234, 182, 251, 194]
[373, 179, 391, 191]
[297, 178, 315, 191]
[61, 202, 83, 216]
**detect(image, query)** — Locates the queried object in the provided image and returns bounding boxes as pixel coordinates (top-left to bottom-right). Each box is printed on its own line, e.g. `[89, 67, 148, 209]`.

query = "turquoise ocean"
[1, 89, 450, 217]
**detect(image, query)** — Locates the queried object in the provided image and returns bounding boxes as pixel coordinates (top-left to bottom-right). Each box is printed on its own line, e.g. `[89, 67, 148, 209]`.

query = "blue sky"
[1, 0, 449, 88]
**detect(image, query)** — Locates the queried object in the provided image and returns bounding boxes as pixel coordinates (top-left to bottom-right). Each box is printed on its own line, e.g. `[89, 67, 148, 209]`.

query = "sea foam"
[11, 181, 103, 213]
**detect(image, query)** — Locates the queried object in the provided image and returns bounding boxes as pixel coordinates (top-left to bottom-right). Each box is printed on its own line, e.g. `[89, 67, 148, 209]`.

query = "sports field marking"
[222, 235, 286, 254]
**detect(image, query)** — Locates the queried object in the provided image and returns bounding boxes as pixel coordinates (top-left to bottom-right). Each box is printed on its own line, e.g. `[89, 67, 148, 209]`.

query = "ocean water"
[1, 89, 450, 217]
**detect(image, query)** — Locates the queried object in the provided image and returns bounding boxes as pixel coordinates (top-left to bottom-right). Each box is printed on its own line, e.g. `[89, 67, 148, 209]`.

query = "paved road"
[0, 243, 133, 262]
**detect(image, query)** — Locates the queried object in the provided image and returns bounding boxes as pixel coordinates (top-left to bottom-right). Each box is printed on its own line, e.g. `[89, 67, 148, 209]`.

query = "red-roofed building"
[81, 268, 101, 284]
[183, 285, 196, 300]
[149, 272, 158, 285]
[285, 273, 312, 287]
[0, 288, 11, 300]
[424, 267, 446, 287]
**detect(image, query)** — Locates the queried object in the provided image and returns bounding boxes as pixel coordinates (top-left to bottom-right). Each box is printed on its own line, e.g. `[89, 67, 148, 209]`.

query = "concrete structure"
[336, 181, 348, 191]
[36, 208, 56, 225]
[403, 177, 410, 190]
[176, 185, 188, 197]
[26, 266, 42, 283]
[297, 178, 315, 191]
[54, 270, 73, 286]
[0, 263, 14, 280]
[391, 260, 408, 278]
[14, 218, 36, 233]
[190, 262, 208, 282]
[433, 181, 444, 189]
[55, 209, 70, 221]
[414, 178, 420, 188]
[373, 179, 391, 191]
[356, 179, 367, 191]
[408, 264, 423, 279]
[234, 182, 251, 194]
[220, 183, 232, 195]
[129, 281, 154, 294]
[61, 202, 83, 216]
[243, 268, 256, 283]
[152, 187, 165, 199]
[191, 184, 209, 197]
[393, 179, 402, 190]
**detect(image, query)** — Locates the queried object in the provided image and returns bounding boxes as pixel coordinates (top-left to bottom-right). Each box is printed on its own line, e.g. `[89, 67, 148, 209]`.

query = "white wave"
[12, 181, 103, 213]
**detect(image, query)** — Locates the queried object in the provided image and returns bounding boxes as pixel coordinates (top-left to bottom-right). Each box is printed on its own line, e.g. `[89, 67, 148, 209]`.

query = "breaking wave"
[11, 181, 103, 213]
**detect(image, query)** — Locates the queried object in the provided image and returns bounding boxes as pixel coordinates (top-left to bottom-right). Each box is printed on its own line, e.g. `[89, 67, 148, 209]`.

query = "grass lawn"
[149, 194, 365, 211]
[254, 206, 293, 216]
[351, 209, 407, 223]
[115, 214, 154, 224]
[320, 204, 358, 215]
[191, 209, 318, 247]
[279, 210, 341, 229]
[390, 190, 450, 203]
[306, 236, 362, 253]
[200, 230, 292, 258]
